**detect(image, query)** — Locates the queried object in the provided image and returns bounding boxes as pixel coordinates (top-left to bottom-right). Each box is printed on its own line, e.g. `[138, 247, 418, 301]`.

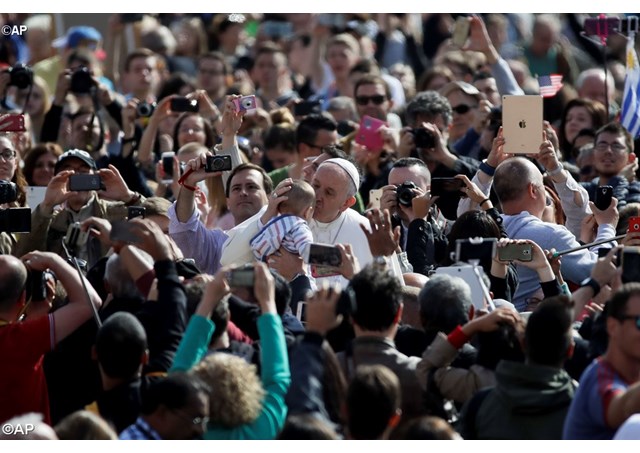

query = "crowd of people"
[1, 12, 640, 440]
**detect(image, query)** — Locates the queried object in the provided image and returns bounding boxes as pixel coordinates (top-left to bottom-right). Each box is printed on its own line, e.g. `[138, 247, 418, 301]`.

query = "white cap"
[320, 158, 360, 190]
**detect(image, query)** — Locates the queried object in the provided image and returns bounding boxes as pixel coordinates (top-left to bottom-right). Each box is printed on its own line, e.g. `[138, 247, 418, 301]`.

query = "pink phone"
[355, 115, 386, 152]
[0, 113, 25, 132]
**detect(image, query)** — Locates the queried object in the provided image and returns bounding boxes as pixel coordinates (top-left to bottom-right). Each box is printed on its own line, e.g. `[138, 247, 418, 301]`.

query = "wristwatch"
[579, 277, 601, 296]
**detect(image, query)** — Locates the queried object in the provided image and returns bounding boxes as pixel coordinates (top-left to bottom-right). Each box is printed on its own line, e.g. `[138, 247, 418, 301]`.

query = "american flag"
[537, 74, 563, 98]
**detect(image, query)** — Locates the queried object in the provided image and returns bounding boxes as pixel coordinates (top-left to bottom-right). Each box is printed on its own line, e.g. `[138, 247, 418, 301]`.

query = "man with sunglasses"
[564, 283, 640, 439]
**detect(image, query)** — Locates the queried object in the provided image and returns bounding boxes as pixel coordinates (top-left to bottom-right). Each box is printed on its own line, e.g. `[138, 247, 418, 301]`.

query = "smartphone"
[261, 21, 294, 39]
[455, 237, 497, 265]
[293, 100, 321, 117]
[0, 113, 26, 132]
[127, 206, 146, 220]
[583, 16, 620, 36]
[430, 177, 465, 197]
[594, 185, 613, 210]
[110, 220, 141, 244]
[68, 174, 103, 192]
[303, 243, 342, 268]
[161, 151, 175, 183]
[451, 16, 470, 47]
[498, 243, 533, 262]
[0, 207, 31, 233]
[355, 115, 386, 152]
[295, 301, 307, 323]
[628, 216, 640, 233]
[622, 247, 640, 283]
[369, 189, 383, 210]
[597, 247, 612, 258]
[337, 120, 356, 137]
[227, 268, 255, 287]
[26, 270, 47, 302]
[170, 97, 199, 113]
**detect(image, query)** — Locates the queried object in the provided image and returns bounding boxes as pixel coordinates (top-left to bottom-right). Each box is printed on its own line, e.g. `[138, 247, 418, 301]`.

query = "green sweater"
[171, 313, 290, 439]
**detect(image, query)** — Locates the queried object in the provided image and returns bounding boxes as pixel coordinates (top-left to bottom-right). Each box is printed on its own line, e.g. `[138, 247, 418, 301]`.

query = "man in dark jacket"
[459, 295, 576, 439]
[581, 122, 640, 210]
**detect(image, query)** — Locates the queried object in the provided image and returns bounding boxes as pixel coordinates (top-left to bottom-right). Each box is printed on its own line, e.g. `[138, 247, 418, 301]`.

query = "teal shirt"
[171, 313, 290, 439]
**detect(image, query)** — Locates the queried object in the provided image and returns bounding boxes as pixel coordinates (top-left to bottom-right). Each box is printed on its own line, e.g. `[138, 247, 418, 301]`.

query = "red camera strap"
[177, 168, 197, 191]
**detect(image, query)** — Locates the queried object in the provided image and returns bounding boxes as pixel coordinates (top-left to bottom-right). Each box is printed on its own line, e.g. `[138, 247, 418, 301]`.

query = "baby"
[250, 179, 316, 262]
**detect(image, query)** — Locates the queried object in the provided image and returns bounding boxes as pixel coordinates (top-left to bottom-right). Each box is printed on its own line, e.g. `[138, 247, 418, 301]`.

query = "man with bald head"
[0, 252, 102, 425]
[494, 157, 617, 311]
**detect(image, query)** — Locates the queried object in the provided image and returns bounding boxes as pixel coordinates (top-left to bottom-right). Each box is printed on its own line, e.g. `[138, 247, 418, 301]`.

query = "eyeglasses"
[0, 150, 16, 161]
[172, 409, 209, 428]
[355, 95, 386, 106]
[616, 314, 640, 330]
[451, 104, 476, 115]
[595, 141, 627, 153]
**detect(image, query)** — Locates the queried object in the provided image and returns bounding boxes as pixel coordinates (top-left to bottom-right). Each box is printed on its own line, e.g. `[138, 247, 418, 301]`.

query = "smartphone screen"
[455, 238, 497, 266]
[622, 248, 640, 283]
[306, 244, 342, 267]
[161, 152, 175, 182]
[228, 268, 255, 287]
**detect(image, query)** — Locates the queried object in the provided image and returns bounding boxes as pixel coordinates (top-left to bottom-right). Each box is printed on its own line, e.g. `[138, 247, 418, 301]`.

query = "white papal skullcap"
[320, 158, 360, 190]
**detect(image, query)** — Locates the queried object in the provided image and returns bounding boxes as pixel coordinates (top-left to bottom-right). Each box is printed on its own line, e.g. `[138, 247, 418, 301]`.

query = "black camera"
[396, 181, 418, 207]
[0, 207, 30, 233]
[7, 63, 33, 89]
[70, 66, 95, 94]
[0, 180, 18, 204]
[412, 128, 435, 149]
[136, 101, 157, 118]
[205, 155, 232, 172]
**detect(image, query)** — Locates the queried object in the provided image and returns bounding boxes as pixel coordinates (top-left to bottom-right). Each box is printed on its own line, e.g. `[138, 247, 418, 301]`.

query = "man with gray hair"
[494, 156, 618, 310]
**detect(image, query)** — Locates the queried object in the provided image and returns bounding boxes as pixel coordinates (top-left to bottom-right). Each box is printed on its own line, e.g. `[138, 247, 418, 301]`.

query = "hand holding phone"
[161, 152, 176, 183]
[68, 174, 104, 192]
[497, 243, 533, 262]
[451, 16, 470, 47]
[170, 97, 199, 113]
[594, 185, 613, 211]
[430, 177, 465, 197]
[355, 115, 386, 152]
[0, 113, 26, 132]
[628, 216, 640, 233]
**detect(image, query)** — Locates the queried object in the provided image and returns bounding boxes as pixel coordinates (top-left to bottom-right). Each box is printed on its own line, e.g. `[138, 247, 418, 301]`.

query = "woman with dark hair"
[22, 142, 63, 186]
[558, 98, 607, 162]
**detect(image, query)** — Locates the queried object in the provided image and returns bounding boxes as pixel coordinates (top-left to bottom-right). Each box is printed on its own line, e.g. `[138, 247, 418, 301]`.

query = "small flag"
[621, 32, 640, 138]
[537, 74, 563, 98]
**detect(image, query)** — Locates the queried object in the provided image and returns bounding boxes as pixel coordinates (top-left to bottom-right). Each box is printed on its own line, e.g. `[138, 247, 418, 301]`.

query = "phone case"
[594, 186, 613, 211]
[355, 116, 386, 152]
[628, 217, 640, 233]
[0, 113, 26, 132]
[369, 189, 383, 209]
[498, 243, 533, 262]
[451, 17, 470, 47]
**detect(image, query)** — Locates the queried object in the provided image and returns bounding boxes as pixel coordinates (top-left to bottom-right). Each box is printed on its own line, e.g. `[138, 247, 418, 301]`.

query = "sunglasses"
[451, 104, 476, 115]
[617, 315, 640, 329]
[355, 95, 386, 106]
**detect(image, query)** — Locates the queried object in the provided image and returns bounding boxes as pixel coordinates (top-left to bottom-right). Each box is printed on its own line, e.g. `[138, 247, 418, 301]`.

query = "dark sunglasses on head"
[451, 104, 476, 115]
[617, 315, 640, 330]
[355, 95, 386, 106]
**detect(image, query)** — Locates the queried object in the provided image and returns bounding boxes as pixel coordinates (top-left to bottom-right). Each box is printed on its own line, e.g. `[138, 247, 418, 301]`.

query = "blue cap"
[52, 26, 102, 49]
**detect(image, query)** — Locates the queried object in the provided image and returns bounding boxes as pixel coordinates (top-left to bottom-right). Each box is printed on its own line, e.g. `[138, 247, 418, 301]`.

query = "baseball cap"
[55, 149, 97, 174]
[439, 81, 482, 99]
[52, 26, 102, 50]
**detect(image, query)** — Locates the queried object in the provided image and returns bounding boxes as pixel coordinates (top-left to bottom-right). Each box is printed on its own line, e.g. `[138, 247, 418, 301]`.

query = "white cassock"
[309, 208, 373, 288]
[220, 207, 373, 288]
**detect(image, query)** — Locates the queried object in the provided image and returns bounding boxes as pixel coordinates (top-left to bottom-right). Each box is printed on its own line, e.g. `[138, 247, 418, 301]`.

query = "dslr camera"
[205, 155, 232, 172]
[70, 66, 95, 94]
[7, 63, 33, 89]
[0, 180, 18, 204]
[396, 181, 418, 207]
[412, 128, 435, 149]
[136, 101, 157, 118]
[232, 95, 257, 112]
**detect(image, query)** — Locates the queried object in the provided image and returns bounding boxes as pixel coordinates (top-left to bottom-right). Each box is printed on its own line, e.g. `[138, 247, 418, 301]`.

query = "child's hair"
[279, 179, 316, 217]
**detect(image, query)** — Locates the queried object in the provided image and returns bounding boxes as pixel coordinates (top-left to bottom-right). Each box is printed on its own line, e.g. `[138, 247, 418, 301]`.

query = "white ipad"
[26, 186, 46, 212]
[502, 95, 543, 154]
[433, 264, 495, 311]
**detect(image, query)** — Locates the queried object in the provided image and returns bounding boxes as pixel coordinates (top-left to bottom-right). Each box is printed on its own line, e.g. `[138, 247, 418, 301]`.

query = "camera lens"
[9, 64, 33, 90]
[136, 101, 156, 118]
[396, 181, 417, 207]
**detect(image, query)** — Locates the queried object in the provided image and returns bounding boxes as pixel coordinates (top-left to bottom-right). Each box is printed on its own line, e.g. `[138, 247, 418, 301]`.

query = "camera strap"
[177, 167, 198, 191]
[61, 241, 102, 328]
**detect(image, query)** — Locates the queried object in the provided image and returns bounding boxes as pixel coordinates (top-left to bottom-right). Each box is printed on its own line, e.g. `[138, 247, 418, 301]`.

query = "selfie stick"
[61, 241, 102, 328]
[467, 259, 496, 312]
[551, 234, 626, 258]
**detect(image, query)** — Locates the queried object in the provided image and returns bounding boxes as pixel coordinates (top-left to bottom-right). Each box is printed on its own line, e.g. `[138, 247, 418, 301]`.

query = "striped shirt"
[250, 214, 314, 261]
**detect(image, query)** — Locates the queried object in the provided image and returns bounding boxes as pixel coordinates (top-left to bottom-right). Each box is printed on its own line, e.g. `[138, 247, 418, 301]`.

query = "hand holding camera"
[97, 164, 134, 202]
[220, 95, 248, 137]
[81, 216, 113, 249]
[461, 306, 520, 337]
[42, 170, 76, 214]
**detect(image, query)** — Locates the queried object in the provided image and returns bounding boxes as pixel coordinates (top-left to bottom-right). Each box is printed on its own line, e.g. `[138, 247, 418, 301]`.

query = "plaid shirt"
[119, 417, 162, 440]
